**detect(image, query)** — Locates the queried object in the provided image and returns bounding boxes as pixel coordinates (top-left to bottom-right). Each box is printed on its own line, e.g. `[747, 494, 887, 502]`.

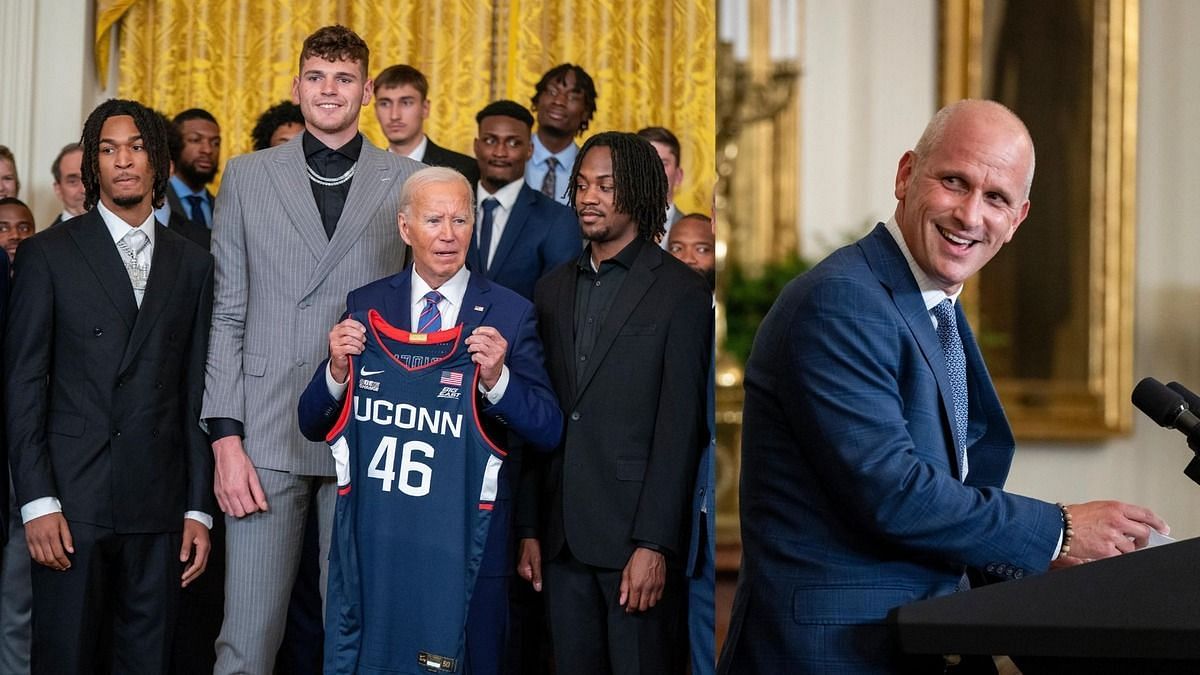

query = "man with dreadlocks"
[516, 132, 713, 674]
[4, 98, 215, 673]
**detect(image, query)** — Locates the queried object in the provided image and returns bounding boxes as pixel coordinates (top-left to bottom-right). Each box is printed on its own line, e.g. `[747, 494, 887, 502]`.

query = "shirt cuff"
[185, 511, 213, 529]
[634, 540, 671, 557]
[478, 365, 510, 404]
[206, 417, 244, 444]
[1051, 528, 1064, 561]
[327, 360, 349, 400]
[21, 497, 62, 524]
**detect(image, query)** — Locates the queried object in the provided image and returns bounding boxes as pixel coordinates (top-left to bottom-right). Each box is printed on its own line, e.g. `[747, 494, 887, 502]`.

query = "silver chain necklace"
[307, 162, 356, 186]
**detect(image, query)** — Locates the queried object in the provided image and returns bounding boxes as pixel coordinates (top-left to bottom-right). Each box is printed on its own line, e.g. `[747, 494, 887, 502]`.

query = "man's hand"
[1063, 500, 1168, 560]
[465, 326, 508, 390]
[328, 318, 367, 384]
[25, 512, 73, 570]
[619, 546, 666, 613]
[213, 436, 268, 517]
[517, 538, 543, 592]
[180, 519, 211, 587]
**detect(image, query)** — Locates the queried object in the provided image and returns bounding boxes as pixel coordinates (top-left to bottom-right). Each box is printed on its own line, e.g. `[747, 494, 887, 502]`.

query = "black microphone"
[1167, 381, 1200, 413]
[1132, 377, 1200, 452]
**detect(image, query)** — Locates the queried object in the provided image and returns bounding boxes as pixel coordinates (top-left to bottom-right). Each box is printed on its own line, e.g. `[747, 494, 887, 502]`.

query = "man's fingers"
[619, 569, 631, 607]
[59, 519, 74, 554]
[248, 470, 269, 511]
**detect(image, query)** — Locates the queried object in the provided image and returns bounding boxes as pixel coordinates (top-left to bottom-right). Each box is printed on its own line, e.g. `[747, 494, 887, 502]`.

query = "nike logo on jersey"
[361, 367, 385, 377]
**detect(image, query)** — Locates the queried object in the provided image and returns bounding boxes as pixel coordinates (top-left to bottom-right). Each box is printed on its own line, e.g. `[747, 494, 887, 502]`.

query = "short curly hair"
[251, 101, 305, 151]
[299, 25, 369, 78]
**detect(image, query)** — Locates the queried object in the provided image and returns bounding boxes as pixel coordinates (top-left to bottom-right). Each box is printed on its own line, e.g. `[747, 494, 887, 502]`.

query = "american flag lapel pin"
[474, 305, 485, 312]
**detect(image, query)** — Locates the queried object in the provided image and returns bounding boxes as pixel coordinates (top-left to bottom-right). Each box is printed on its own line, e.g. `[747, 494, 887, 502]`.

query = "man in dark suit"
[4, 98, 214, 674]
[297, 166, 561, 675]
[718, 100, 1166, 674]
[516, 132, 712, 675]
[162, 108, 220, 229]
[467, 100, 580, 302]
[48, 143, 86, 227]
[374, 64, 479, 184]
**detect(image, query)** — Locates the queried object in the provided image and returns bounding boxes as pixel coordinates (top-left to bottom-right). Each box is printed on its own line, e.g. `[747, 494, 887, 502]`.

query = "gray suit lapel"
[305, 141, 398, 297]
[266, 138, 327, 261]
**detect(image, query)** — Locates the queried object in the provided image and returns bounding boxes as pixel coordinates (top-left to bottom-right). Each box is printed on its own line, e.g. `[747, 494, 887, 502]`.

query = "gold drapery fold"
[114, 0, 713, 211]
[95, 0, 140, 86]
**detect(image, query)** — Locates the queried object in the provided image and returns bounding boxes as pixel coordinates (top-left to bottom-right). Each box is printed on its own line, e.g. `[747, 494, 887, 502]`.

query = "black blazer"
[0, 252, 8, 542]
[168, 210, 211, 250]
[522, 239, 713, 569]
[4, 210, 215, 533]
[423, 138, 481, 186]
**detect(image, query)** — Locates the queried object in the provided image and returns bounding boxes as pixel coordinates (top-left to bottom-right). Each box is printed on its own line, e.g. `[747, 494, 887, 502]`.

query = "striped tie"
[418, 290, 443, 333]
[540, 157, 558, 199]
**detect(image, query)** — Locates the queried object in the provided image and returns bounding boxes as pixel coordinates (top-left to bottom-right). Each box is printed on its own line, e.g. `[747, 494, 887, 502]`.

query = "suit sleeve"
[4, 237, 58, 507]
[297, 292, 357, 442]
[0, 251, 9, 540]
[776, 274, 1060, 573]
[630, 275, 713, 554]
[480, 300, 563, 451]
[541, 207, 583, 276]
[184, 257, 217, 514]
[202, 158, 250, 425]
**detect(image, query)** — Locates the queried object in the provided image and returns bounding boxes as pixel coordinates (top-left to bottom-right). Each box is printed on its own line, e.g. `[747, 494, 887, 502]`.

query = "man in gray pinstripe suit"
[203, 26, 421, 674]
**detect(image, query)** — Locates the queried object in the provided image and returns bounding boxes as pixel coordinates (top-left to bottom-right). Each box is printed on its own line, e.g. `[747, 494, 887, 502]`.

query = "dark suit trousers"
[543, 550, 685, 675]
[31, 521, 182, 675]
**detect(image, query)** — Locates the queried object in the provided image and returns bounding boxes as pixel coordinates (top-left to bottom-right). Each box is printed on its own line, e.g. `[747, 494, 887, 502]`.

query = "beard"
[178, 161, 216, 186]
[112, 192, 148, 208]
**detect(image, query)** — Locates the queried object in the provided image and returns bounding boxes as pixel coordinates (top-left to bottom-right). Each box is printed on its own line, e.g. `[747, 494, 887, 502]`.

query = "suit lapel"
[120, 224, 182, 373]
[573, 241, 657, 403]
[459, 273, 492, 332]
[860, 224, 964, 473]
[386, 268, 414, 331]
[487, 185, 535, 279]
[266, 138, 327, 261]
[68, 211, 137, 329]
[306, 142, 398, 297]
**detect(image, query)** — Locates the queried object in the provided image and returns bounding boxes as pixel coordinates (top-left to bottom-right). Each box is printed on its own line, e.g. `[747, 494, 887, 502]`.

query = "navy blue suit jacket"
[466, 183, 580, 301]
[719, 224, 1061, 673]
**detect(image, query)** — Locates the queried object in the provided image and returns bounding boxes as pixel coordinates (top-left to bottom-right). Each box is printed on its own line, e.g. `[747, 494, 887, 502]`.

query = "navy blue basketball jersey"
[325, 309, 505, 674]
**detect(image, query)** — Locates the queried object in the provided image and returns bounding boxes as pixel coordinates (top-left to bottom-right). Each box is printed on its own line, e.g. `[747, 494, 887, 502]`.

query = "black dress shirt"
[303, 131, 363, 239]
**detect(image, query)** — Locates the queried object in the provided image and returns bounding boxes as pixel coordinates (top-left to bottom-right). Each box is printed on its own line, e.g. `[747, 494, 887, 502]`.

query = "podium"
[893, 537, 1200, 674]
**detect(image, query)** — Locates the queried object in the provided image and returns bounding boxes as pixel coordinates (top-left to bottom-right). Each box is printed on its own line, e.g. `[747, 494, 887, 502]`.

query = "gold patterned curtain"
[111, 0, 714, 213]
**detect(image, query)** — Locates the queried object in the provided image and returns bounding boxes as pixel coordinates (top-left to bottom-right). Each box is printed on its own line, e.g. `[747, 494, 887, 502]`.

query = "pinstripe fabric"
[204, 134, 420, 674]
[213, 470, 335, 675]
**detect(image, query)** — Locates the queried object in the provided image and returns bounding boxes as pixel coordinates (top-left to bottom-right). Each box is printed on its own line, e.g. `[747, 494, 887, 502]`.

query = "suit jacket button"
[94, 327, 103, 336]
[1014, 569, 1024, 579]
[156, 381, 163, 390]
[570, 412, 581, 421]
[152, 429, 159, 438]
[112, 429, 121, 438]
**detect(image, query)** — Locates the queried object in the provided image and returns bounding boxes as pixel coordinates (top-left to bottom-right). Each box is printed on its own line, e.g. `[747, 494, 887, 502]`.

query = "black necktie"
[185, 195, 206, 227]
[478, 198, 500, 273]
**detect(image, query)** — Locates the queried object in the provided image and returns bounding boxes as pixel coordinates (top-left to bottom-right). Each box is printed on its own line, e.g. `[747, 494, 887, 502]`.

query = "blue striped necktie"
[933, 299, 968, 480]
[418, 290, 443, 333]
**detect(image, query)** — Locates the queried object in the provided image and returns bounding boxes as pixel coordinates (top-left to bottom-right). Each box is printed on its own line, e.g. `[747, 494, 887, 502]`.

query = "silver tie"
[118, 228, 150, 306]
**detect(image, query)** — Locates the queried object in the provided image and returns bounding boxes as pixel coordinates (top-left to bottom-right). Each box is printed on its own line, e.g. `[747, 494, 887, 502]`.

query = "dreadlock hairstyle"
[251, 100, 304, 150]
[530, 63, 598, 135]
[568, 132, 668, 243]
[80, 99, 171, 211]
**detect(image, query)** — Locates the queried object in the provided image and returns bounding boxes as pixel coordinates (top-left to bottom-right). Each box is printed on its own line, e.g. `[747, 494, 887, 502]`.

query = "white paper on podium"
[1148, 529, 1175, 547]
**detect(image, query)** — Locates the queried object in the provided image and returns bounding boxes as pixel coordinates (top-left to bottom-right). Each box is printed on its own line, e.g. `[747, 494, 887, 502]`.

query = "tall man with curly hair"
[203, 25, 421, 673]
[516, 132, 713, 674]
[5, 98, 215, 674]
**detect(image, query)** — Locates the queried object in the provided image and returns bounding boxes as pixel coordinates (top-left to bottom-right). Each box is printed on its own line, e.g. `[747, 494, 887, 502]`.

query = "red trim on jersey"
[471, 367, 507, 459]
[338, 485, 352, 496]
[366, 308, 462, 373]
[478, 503, 494, 511]
[326, 355, 356, 443]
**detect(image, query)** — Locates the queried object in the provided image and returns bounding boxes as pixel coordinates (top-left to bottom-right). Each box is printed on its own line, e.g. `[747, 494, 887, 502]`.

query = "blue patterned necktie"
[540, 157, 558, 199]
[418, 290, 444, 333]
[477, 198, 500, 273]
[933, 299, 968, 480]
[185, 194, 207, 227]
